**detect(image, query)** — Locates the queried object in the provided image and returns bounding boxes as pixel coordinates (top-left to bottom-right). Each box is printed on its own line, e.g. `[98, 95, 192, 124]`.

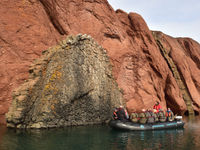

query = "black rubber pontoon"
[109, 120, 185, 131]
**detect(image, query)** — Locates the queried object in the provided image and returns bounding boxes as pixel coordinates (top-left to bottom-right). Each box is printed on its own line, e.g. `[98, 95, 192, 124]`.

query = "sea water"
[0, 119, 200, 150]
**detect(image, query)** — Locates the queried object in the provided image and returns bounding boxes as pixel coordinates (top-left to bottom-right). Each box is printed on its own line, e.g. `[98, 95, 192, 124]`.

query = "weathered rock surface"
[153, 31, 200, 115]
[6, 34, 123, 128]
[1, 0, 200, 124]
[0, 0, 61, 124]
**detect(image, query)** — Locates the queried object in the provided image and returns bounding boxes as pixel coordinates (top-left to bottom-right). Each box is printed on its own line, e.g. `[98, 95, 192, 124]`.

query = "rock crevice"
[153, 31, 195, 116]
[38, 0, 67, 35]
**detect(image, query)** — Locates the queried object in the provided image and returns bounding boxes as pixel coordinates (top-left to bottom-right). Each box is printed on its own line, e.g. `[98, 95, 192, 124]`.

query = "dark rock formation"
[6, 34, 123, 128]
[1, 0, 200, 124]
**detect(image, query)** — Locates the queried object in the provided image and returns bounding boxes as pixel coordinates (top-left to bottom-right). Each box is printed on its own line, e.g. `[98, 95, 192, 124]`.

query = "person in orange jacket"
[166, 108, 175, 122]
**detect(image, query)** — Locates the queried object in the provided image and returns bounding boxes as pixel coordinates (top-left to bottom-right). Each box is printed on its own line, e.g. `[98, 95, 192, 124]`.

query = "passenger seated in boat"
[153, 101, 161, 113]
[146, 109, 155, 124]
[124, 107, 129, 119]
[130, 110, 139, 123]
[113, 108, 118, 120]
[113, 106, 129, 122]
[138, 109, 147, 124]
[166, 108, 175, 122]
[153, 109, 159, 122]
[158, 109, 167, 122]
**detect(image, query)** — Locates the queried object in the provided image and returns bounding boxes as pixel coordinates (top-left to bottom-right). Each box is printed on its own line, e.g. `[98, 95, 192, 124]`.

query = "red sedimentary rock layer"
[0, 0, 199, 124]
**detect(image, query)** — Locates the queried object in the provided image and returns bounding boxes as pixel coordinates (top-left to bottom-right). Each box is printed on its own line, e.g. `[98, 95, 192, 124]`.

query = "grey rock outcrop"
[6, 34, 123, 128]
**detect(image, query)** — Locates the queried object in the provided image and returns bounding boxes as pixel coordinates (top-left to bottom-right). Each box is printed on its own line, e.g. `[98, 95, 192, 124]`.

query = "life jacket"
[113, 111, 118, 120]
[139, 112, 147, 124]
[130, 112, 139, 123]
[130, 112, 138, 119]
[166, 110, 174, 121]
[146, 111, 155, 123]
[139, 112, 146, 118]
[158, 110, 164, 117]
[145, 111, 152, 118]
[158, 110, 166, 122]
[153, 113, 159, 122]
[153, 104, 161, 113]
[166, 111, 172, 117]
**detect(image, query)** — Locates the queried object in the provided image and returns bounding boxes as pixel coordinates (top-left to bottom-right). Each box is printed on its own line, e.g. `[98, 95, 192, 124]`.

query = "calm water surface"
[0, 118, 200, 150]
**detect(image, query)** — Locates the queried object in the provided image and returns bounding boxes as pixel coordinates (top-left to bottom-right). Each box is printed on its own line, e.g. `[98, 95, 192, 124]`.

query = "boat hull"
[109, 120, 185, 131]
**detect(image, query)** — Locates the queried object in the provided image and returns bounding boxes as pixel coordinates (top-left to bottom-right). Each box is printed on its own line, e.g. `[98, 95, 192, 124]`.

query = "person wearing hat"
[158, 109, 166, 122]
[166, 108, 175, 122]
[146, 109, 155, 124]
[153, 109, 159, 122]
[115, 106, 129, 122]
[130, 109, 139, 123]
[138, 109, 147, 124]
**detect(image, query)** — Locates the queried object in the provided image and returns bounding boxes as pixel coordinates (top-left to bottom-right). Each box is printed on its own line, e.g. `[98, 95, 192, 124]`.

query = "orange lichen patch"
[28, 87, 33, 95]
[65, 45, 71, 50]
[50, 99, 59, 114]
[40, 66, 62, 105]
[49, 70, 62, 81]
[42, 67, 47, 76]
[51, 105, 55, 110]
[49, 45, 61, 53]
[44, 84, 50, 90]
[53, 90, 58, 95]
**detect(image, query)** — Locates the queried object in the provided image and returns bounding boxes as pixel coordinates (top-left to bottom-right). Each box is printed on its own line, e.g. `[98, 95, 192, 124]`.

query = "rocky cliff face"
[6, 34, 123, 128]
[153, 31, 200, 115]
[1, 0, 200, 124]
[0, 0, 60, 124]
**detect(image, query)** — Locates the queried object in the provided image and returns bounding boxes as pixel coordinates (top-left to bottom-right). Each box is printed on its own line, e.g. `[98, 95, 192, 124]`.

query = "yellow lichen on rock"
[6, 34, 124, 128]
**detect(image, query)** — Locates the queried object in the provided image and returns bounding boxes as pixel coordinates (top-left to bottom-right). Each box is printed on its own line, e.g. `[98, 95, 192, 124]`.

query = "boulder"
[6, 34, 123, 128]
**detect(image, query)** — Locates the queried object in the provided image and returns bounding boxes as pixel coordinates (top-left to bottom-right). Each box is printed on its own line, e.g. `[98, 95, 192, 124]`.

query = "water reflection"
[111, 129, 185, 150]
[0, 126, 115, 150]
[0, 119, 200, 150]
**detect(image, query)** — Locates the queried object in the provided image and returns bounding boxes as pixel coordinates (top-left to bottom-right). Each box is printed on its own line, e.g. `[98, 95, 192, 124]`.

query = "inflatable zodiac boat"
[109, 119, 185, 131]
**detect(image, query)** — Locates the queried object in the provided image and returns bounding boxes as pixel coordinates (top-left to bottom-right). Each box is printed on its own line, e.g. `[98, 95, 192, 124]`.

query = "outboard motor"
[175, 116, 183, 121]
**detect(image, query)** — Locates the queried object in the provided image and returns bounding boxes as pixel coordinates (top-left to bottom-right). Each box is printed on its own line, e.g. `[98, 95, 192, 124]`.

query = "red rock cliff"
[0, 0, 200, 124]
[153, 31, 200, 115]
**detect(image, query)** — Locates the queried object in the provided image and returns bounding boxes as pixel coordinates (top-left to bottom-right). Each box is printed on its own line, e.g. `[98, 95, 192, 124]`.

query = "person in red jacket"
[153, 101, 161, 113]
